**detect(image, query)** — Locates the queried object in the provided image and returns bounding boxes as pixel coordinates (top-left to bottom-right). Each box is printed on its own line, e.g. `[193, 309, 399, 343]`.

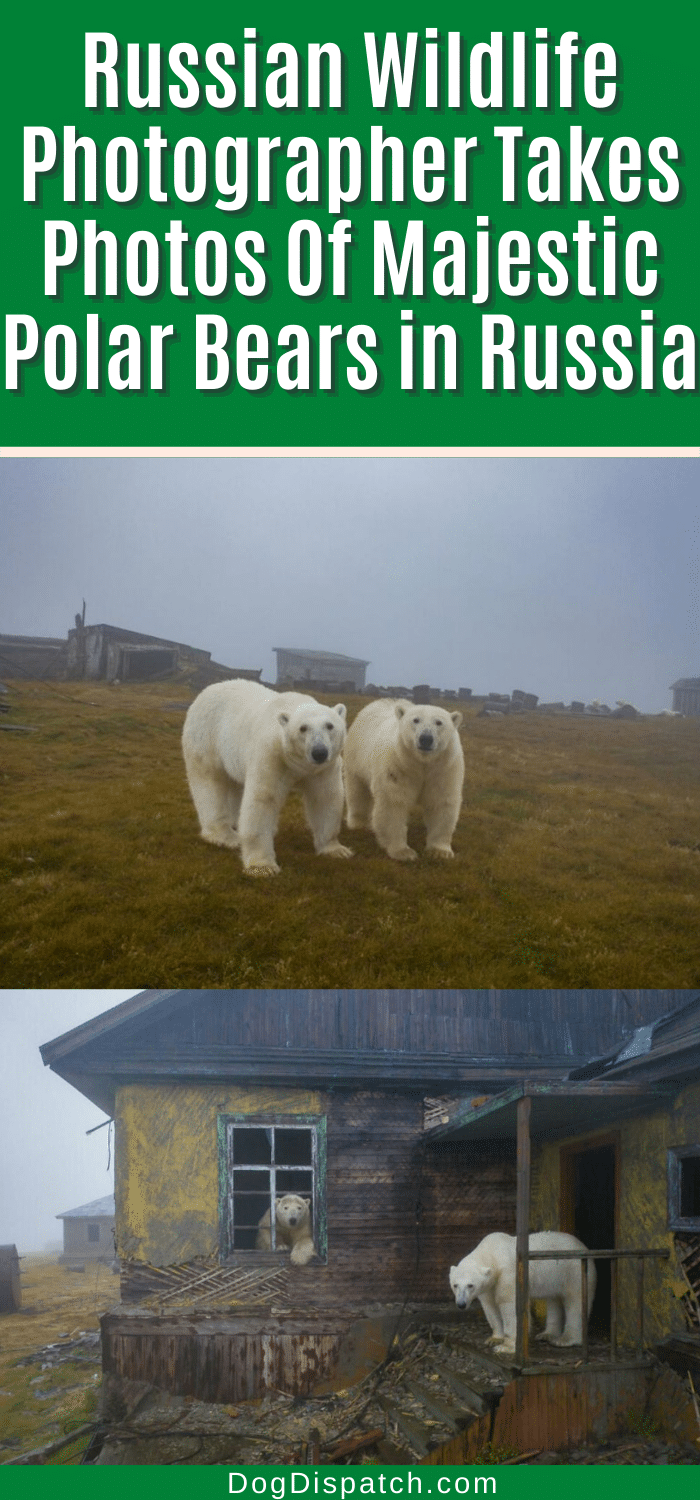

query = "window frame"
[217, 1114, 327, 1262]
[87, 1223, 100, 1244]
[667, 1143, 700, 1231]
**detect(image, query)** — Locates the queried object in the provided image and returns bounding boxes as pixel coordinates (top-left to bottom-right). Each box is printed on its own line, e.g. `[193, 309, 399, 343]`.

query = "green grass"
[1, 679, 699, 988]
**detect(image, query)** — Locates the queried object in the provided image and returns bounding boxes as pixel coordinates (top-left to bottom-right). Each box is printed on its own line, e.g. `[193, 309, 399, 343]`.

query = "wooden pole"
[515, 1094, 531, 1365]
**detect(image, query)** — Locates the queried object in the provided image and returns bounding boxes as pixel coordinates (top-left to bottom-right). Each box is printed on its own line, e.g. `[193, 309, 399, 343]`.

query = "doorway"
[560, 1136, 618, 1336]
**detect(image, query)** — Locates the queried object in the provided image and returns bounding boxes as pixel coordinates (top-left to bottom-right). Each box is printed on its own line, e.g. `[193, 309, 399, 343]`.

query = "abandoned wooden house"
[56, 1194, 116, 1268]
[671, 677, 700, 716]
[38, 987, 699, 1448]
[65, 622, 262, 687]
[273, 647, 370, 692]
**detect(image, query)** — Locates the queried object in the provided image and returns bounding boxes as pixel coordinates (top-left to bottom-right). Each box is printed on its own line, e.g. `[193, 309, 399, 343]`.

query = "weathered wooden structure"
[273, 647, 369, 691]
[670, 677, 700, 716]
[66, 622, 210, 683]
[0, 633, 67, 680]
[0, 1245, 22, 1312]
[56, 1194, 116, 1267]
[426, 992, 700, 1361]
[38, 989, 694, 1419]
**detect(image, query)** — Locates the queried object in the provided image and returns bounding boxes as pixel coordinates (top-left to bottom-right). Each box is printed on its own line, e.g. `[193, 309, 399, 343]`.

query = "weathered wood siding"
[116, 1083, 515, 1307]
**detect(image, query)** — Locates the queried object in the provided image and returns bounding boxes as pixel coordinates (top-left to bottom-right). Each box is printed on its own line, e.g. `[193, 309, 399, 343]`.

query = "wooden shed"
[273, 648, 369, 691]
[670, 678, 700, 716]
[38, 990, 689, 1408]
[56, 1194, 116, 1267]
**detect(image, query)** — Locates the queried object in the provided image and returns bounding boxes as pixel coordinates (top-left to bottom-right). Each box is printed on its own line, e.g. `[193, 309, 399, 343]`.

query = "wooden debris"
[324, 1427, 385, 1461]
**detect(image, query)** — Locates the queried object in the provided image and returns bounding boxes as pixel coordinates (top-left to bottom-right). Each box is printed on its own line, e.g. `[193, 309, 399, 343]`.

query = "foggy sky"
[0, 992, 138, 1251]
[2, 455, 698, 712]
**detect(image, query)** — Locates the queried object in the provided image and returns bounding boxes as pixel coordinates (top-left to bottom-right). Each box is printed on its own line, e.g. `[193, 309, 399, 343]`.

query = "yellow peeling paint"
[115, 1083, 323, 1266]
[531, 1080, 700, 1343]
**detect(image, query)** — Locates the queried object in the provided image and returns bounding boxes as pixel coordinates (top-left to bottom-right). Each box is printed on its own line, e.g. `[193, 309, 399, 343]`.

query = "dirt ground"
[0, 1255, 118, 1463]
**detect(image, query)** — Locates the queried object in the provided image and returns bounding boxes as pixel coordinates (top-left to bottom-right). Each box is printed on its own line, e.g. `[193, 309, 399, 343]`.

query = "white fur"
[256, 1194, 315, 1265]
[182, 679, 353, 876]
[449, 1231, 596, 1355]
[343, 698, 464, 862]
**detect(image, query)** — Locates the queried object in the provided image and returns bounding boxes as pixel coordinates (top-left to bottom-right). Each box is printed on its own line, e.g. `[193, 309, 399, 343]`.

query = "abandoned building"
[56, 1194, 116, 1268]
[37, 989, 700, 1455]
[671, 678, 700, 716]
[0, 632, 68, 680]
[273, 647, 369, 692]
[66, 622, 262, 687]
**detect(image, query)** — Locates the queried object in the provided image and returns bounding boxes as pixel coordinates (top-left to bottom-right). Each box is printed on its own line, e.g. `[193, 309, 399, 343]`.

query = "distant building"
[57, 1194, 116, 1266]
[670, 678, 700, 716]
[0, 633, 68, 680]
[273, 647, 369, 691]
[64, 622, 260, 686]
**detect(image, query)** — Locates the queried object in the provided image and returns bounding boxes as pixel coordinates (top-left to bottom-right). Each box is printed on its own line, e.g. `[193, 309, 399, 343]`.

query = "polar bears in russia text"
[182, 679, 353, 877]
[343, 698, 464, 862]
[256, 1194, 315, 1266]
[449, 1231, 596, 1355]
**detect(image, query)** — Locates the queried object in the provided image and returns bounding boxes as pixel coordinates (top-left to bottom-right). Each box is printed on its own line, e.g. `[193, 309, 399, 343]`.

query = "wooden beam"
[515, 1094, 531, 1365]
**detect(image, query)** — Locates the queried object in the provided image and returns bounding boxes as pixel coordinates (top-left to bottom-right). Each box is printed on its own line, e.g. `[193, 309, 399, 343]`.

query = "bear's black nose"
[418, 733, 434, 751]
[311, 745, 329, 763]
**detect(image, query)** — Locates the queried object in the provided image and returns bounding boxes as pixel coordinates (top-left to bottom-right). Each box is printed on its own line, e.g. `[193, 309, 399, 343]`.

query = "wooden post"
[636, 1257, 645, 1359]
[515, 1094, 531, 1365]
[580, 1256, 589, 1363]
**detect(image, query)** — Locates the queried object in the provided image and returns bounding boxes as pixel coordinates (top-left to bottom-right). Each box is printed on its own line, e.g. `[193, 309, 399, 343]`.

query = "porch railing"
[515, 1246, 670, 1365]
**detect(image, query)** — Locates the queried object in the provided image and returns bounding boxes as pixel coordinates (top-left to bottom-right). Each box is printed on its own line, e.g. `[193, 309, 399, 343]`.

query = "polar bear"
[343, 698, 464, 862]
[256, 1194, 315, 1265]
[449, 1231, 596, 1355]
[182, 679, 353, 876]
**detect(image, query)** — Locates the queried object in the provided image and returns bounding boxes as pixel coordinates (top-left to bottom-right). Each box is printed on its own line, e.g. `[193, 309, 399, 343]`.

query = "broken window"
[219, 1118, 326, 1260]
[668, 1144, 700, 1231]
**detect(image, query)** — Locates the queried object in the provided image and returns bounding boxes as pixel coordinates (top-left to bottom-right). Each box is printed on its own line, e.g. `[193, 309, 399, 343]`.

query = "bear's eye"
[412, 717, 420, 724]
[299, 724, 308, 732]
[325, 722, 334, 731]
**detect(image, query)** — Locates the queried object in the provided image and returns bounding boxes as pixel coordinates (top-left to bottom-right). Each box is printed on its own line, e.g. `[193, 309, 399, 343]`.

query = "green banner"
[2, 1466, 700, 1491]
[1, 1, 698, 446]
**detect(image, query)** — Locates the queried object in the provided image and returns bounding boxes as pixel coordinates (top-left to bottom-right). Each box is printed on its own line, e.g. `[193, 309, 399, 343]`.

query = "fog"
[0, 992, 138, 1252]
[2, 455, 698, 712]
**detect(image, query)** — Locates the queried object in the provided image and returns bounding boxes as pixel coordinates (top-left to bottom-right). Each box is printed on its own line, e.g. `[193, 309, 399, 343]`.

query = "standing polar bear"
[256, 1194, 315, 1265]
[182, 679, 353, 876]
[449, 1231, 596, 1355]
[343, 699, 464, 862]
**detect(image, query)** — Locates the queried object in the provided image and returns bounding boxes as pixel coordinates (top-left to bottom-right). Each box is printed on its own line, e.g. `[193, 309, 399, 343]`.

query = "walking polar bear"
[343, 699, 464, 861]
[256, 1194, 315, 1265]
[182, 679, 353, 876]
[449, 1231, 596, 1355]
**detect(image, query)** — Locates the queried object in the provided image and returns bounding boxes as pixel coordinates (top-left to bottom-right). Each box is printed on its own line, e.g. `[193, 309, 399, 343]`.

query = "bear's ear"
[333, 704, 347, 720]
[301, 1196, 311, 1205]
[395, 702, 407, 720]
[451, 711, 463, 729]
[278, 711, 290, 727]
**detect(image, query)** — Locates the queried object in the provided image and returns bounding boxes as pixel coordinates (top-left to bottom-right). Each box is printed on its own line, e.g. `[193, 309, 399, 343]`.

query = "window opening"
[87, 1223, 100, 1243]
[669, 1145, 700, 1231]
[224, 1122, 318, 1254]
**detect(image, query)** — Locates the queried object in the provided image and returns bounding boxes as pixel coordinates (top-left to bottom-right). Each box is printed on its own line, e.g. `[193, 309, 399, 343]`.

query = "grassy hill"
[1, 679, 699, 989]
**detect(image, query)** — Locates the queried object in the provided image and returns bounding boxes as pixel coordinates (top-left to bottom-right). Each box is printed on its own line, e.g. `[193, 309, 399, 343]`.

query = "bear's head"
[278, 703, 347, 770]
[395, 701, 463, 760]
[275, 1194, 312, 1231]
[449, 1254, 492, 1310]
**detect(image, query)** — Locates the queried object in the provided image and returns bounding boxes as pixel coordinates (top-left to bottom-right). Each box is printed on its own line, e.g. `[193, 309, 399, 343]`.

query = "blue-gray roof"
[56, 1194, 115, 1220]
